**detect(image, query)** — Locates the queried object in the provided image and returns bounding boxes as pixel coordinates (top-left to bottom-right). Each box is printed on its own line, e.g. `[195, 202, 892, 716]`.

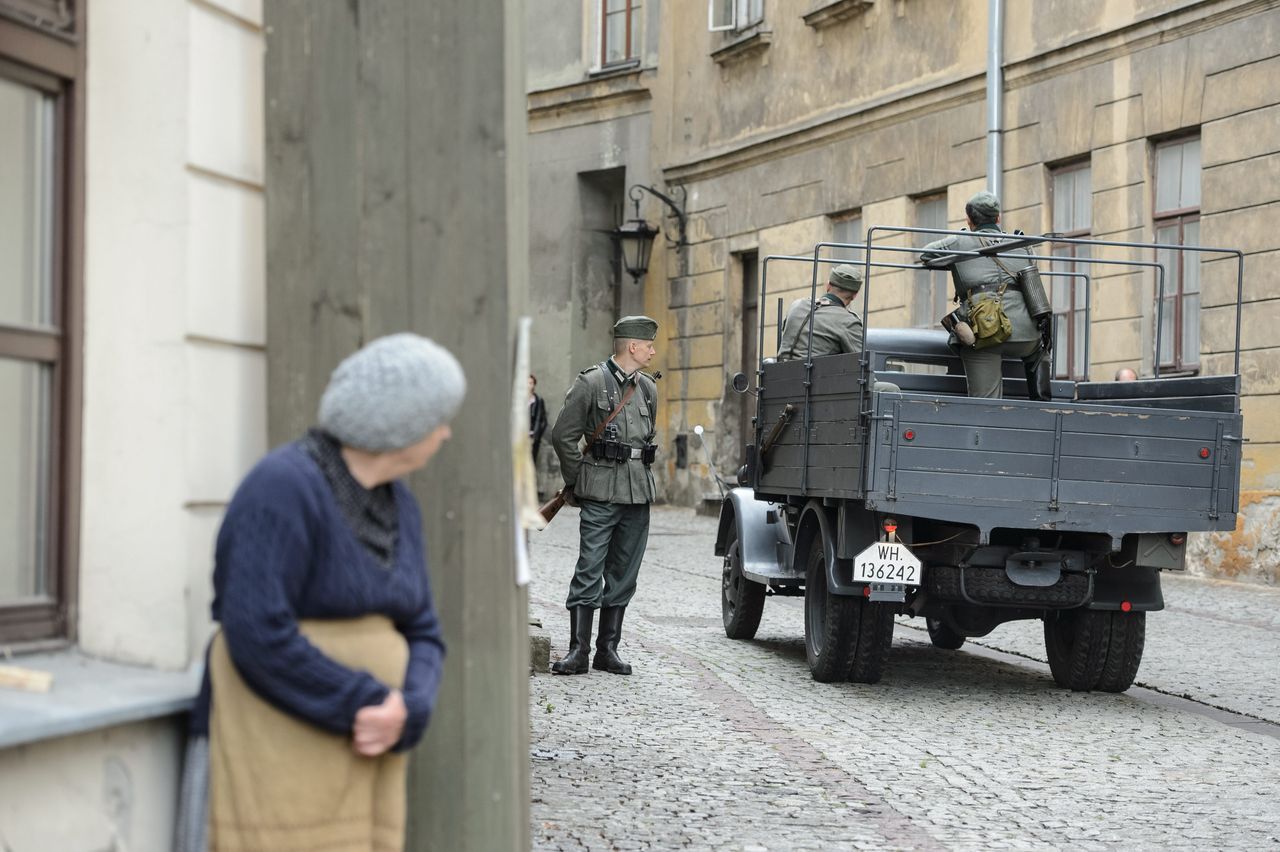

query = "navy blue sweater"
[196, 441, 445, 751]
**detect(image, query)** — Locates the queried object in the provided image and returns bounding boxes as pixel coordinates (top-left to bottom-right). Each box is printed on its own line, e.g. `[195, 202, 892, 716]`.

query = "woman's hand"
[352, 689, 408, 757]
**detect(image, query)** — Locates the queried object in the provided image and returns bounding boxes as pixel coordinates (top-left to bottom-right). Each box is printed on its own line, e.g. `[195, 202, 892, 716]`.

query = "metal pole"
[987, 0, 1004, 199]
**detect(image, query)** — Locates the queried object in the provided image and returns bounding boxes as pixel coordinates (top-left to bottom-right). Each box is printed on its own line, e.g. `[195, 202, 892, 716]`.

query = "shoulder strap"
[587, 384, 637, 445]
[981, 234, 1026, 287]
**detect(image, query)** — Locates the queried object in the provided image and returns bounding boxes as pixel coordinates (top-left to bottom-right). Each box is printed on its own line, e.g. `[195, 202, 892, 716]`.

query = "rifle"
[538, 488, 569, 524]
[538, 383, 637, 525]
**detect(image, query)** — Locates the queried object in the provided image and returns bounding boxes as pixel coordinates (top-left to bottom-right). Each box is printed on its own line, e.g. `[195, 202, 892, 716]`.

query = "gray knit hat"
[318, 333, 467, 451]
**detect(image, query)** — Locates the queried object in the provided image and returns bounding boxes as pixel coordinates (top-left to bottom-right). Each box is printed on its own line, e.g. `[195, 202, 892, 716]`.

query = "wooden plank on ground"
[0, 664, 53, 693]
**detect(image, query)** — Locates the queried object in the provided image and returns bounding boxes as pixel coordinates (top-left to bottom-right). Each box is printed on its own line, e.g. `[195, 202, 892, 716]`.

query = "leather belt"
[629, 447, 644, 459]
[969, 280, 1020, 295]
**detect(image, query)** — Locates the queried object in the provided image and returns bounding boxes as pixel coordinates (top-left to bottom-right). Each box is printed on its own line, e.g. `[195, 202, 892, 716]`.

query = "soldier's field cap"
[966, 191, 1001, 219]
[613, 315, 658, 340]
[829, 264, 864, 292]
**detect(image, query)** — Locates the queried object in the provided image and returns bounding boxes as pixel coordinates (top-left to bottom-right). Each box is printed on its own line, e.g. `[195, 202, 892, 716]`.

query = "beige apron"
[208, 616, 409, 852]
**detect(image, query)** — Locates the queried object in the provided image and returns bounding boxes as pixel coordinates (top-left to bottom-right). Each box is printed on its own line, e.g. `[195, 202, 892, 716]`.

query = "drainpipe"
[986, 0, 1004, 200]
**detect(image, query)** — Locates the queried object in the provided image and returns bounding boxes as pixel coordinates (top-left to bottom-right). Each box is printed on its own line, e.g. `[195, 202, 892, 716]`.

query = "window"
[1153, 136, 1201, 372]
[709, 0, 764, 31]
[0, 16, 83, 645]
[1049, 162, 1091, 380]
[602, 0, 641, 67]
[830, 212, 863, 263]
[912, 194, 948, 328]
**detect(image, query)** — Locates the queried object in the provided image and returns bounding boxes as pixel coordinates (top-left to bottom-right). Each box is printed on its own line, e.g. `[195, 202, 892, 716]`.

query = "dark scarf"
[302, 428, 399, 569]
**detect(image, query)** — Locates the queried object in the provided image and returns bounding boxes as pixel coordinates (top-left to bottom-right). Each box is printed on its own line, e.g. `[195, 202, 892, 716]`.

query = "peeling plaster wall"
[1189, 494, 1280, 585]
[0, 719, 183, 852]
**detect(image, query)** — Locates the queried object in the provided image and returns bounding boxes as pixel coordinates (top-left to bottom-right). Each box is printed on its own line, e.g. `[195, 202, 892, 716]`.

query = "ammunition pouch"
[590, 440, 659, 466]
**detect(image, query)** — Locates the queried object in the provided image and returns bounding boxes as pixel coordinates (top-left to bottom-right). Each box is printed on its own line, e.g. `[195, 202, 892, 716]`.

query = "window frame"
[0, 12, 84, 648]
[1048, 159, 1091, 381]
[708, 0, 764, 32]
[600, 0, 641, 69]
[1151, 135, 1202, 374]
[911, 192, 948, 329]
[829, 209, 863, 263]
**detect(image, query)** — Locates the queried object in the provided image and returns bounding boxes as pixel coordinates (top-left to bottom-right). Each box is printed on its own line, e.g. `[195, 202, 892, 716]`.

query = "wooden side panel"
[757, 355, 865, 497]
[870, 393, 1242, 527]
[265, 2, 530, 849]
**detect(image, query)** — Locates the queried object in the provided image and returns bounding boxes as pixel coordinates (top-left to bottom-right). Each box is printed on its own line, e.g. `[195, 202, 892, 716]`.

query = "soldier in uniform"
[776, 264, 865, 361]
[549, 316, 660, 676]
[920, 191, 1049, 399]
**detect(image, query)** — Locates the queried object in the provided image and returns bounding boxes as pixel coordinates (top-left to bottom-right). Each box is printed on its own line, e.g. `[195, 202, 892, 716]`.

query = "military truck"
[715, 229, 1245, 692]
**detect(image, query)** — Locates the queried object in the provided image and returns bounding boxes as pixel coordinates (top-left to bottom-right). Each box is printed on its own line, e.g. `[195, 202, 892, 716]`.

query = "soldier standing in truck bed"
[549, 316, 660, 676]
[920, 191, 1048, 398]
[776, 264, 865, 361]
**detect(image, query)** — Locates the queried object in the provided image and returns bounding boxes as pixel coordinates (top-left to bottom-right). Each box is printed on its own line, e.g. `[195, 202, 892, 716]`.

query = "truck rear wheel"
[803, 534, 858, 682]
[722, 530, 766, 640]
[1096, 612, 1145, 693]
[848, 598, 894, 685]
[1043, 609, 1145, 692]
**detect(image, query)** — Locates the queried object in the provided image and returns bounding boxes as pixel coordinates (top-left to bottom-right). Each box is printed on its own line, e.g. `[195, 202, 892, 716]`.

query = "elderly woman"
[178, 333, 465, 852]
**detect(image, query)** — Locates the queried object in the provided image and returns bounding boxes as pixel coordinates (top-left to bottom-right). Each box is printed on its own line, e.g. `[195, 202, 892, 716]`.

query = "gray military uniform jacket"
[776, 294, 864, 361]
[919, 225, 1038, 344]
[552, 362, 658, 505]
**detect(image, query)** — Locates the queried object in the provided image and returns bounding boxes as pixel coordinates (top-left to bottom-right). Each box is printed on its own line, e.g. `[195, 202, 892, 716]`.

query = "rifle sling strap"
[587, 383, 637, 447]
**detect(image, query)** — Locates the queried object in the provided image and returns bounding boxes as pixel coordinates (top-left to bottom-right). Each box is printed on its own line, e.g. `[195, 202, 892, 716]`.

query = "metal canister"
[1018, 264, 1053, 319]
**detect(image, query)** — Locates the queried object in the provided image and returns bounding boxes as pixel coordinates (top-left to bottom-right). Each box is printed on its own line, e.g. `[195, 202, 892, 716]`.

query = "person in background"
[530, 374, 548, 468]
[176, 333, 465, 852]
[1115, 367, 1139, 381]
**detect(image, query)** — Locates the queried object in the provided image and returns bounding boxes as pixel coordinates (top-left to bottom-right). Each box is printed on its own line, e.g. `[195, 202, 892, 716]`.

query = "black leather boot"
[551, 606, 593, 675]
[592, 606, 633, 675]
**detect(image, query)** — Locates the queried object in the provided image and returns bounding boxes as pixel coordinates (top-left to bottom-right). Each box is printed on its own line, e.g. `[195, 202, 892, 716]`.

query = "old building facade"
[527, 0, 1280, 583]
[1, 0, 266, 846]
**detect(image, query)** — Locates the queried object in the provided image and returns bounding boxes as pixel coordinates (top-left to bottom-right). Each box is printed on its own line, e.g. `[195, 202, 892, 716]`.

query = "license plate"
[853, 541, 922, 586]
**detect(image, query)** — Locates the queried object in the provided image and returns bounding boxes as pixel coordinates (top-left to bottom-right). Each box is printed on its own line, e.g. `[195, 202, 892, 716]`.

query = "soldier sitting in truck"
[776, 264, 864, 361]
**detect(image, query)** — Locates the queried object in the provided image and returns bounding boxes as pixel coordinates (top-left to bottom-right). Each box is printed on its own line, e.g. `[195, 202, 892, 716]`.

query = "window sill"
[711, 27, 773, 66]
[589, 59, 641, 80]
[0, 650, 200, 749]
[803, 0, 875, 30]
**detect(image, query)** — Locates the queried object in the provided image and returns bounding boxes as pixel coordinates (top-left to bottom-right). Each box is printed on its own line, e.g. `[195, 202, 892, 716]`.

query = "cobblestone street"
[528, 507, 1280, 851]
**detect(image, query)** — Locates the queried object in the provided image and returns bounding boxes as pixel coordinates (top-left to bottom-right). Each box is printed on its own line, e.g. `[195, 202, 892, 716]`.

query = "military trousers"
[960, 338, 1042, 399]
[565, 498, 650, 609]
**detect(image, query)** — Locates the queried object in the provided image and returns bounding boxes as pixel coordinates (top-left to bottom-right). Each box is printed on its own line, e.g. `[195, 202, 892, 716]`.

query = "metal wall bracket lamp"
[616, 183, 688, 283]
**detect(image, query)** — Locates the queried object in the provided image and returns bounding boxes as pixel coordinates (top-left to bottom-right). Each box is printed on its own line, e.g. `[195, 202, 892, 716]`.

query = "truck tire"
[722, 531, 766, 640]
[803, 530, 858, 682]
[1043, 609, 1110, 691]
[925, 617, 965, 650]
[1096, 612, 1145, 693]
[847, 598, 895, 684]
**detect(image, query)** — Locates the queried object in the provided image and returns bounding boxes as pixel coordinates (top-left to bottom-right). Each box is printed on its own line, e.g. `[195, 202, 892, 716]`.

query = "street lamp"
[617, 215, 659, 284]
[616, 183, 688, 284]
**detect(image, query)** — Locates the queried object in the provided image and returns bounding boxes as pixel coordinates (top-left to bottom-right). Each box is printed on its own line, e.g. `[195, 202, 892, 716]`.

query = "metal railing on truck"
[752, 230, 1244, 496]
